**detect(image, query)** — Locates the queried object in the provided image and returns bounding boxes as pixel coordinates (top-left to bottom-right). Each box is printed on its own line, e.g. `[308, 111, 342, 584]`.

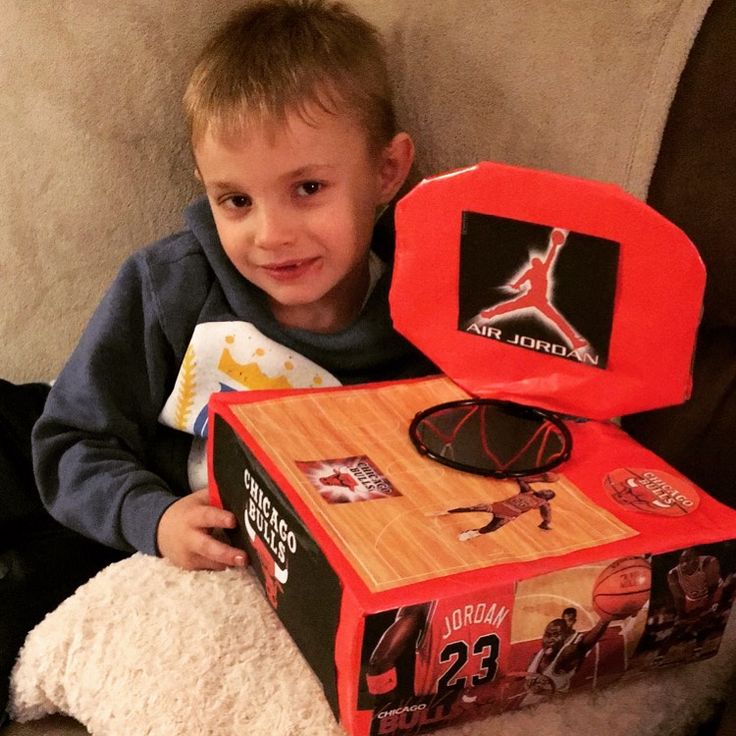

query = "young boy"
[31, 0, 433, 577]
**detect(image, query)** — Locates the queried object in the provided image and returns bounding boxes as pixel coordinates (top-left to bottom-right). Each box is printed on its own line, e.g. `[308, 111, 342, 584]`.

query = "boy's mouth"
[261, 257, 321, 281]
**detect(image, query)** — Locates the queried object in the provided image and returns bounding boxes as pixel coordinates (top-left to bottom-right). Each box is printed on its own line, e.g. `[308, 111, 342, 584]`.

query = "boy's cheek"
[216, 225, 251, 265]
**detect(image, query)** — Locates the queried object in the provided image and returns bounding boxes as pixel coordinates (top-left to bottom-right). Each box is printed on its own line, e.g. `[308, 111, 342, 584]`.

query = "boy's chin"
[265, 288, 327, 309]
[267, 290, 364, 332]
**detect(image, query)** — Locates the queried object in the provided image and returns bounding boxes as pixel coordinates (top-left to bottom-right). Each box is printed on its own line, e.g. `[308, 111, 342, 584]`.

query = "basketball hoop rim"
[408, 398, 573, 479]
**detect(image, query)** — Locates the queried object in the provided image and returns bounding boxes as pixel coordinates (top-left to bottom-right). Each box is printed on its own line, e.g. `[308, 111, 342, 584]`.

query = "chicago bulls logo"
[242, 467, 296, 608]
[604, 468, 700, 517]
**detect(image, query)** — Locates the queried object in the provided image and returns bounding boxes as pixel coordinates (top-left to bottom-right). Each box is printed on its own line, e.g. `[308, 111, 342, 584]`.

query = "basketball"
[592, 556, 651, 618]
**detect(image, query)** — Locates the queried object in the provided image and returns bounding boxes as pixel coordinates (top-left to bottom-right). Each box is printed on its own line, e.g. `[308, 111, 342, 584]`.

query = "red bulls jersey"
[492, 493, 547, 520]
[413, 595, 511, 695]
[677, 557, 719, 615]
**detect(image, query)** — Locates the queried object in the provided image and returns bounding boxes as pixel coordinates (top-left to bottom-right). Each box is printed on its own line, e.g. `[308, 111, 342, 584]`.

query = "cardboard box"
[208, 163, 736, 735]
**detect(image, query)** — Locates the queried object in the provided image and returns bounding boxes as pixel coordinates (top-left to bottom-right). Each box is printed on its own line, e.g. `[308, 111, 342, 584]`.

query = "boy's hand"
[157, 489, 247, 571]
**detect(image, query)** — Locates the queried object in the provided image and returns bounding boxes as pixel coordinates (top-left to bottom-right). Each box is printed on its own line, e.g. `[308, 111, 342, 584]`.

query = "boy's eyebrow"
[288, 164, 334, 178]
[205, 180, 239, 192]
[205, 165, 336, 192]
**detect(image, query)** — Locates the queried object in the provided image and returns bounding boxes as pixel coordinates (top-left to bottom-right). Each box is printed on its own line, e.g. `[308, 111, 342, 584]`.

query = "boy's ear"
[377, 132, 415, 204]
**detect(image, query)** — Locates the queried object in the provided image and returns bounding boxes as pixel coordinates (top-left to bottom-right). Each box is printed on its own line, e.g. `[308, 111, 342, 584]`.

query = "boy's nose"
[252, 205, 294, 250]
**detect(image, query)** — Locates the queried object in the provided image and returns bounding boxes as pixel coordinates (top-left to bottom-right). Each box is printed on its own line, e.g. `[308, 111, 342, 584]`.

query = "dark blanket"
[0, 379, 124, 716]
[0, 379, 50, 538]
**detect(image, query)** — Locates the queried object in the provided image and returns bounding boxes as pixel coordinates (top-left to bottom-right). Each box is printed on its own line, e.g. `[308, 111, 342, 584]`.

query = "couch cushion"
[625, 0, 736, 507]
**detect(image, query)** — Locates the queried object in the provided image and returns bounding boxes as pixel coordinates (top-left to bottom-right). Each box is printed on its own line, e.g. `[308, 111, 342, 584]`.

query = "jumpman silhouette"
[476, 228, 588, 351]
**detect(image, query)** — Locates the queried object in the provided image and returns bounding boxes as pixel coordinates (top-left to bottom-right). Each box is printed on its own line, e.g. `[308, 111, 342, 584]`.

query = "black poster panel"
[459, 211, 619, 369]
[212, 414, 343, 716]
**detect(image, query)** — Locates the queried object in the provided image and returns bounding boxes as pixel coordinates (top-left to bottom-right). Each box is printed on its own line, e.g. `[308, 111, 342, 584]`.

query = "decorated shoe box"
[207, 163, 736, 736]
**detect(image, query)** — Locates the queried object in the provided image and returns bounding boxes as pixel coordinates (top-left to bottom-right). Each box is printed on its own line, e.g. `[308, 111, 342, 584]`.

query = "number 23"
[437, 633, 500, 690]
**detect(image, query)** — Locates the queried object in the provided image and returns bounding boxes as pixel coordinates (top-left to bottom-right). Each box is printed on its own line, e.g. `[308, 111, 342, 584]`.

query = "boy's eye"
[296, 181, 323, 197]
[223, 194, 251, 209]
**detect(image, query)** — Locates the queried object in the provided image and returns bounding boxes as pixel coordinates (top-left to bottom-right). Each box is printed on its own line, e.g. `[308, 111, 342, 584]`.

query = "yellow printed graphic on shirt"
[173, 344, 197, 431]
[158, 322, 340, 490]
[159, 321, 340, 439]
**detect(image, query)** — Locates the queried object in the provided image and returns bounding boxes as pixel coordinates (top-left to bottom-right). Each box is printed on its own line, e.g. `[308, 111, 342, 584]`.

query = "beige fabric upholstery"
[0, 0, 709, 383]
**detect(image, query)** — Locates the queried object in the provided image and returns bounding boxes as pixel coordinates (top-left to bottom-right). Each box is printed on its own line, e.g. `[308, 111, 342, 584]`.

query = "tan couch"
[2, 0, 734, 734]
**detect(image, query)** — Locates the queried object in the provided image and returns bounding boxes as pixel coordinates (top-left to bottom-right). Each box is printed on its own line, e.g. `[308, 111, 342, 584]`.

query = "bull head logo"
[244, 511, 288, 608]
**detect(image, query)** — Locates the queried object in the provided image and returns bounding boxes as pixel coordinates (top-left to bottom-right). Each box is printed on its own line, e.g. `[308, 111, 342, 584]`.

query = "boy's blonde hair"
[184, 0, 397, 152]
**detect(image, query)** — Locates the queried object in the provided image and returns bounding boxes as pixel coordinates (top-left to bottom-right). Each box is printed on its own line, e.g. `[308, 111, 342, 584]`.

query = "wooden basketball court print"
[227, 376, 636, 592]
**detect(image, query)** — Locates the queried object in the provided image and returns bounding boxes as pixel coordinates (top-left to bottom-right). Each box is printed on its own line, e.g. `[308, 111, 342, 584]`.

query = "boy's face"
[194, 106, 412, 332]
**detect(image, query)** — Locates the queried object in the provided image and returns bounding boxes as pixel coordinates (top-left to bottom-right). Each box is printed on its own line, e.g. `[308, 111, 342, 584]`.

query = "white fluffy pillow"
[9, 554, 736, 736]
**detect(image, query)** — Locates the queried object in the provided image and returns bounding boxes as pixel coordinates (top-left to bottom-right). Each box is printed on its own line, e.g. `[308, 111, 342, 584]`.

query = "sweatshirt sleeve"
[32, 253, 180, 556]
